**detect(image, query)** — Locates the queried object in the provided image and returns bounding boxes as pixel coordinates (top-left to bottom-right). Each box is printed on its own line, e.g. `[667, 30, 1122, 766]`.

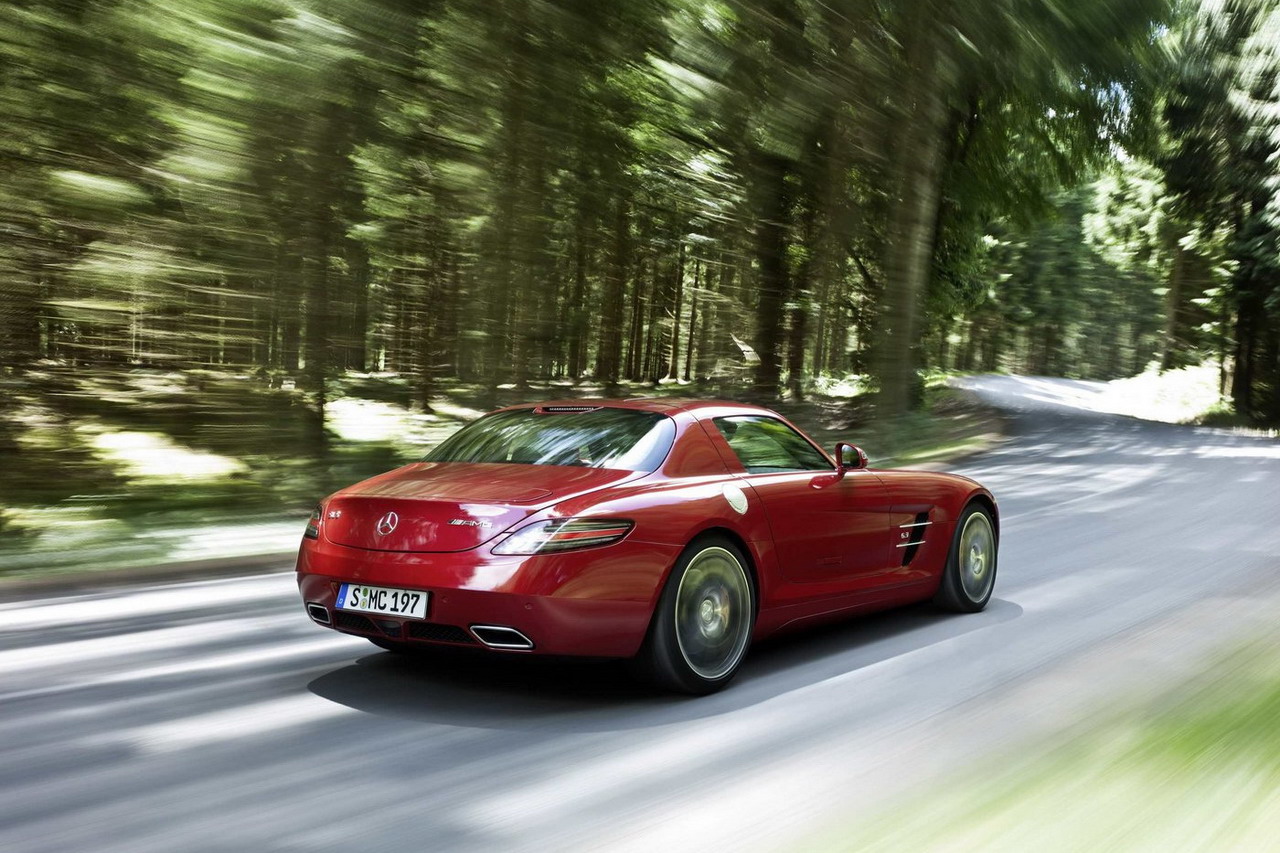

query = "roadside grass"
[870, 385, 1005, 468]
[817, 631, 1280, 852]
[0, 368, 477, 579]
[0, 369, 1002, 581]
[771, 382, 1003, 470]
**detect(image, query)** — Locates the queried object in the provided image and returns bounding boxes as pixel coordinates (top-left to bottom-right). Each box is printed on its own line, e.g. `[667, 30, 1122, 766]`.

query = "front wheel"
[934, 502, 998, 612]
[638, 536, 755, 695]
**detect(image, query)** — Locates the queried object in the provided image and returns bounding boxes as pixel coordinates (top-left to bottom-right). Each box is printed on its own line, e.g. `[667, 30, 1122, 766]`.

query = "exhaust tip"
[306, 603, 331, 625]
[470, 624, 534, 650]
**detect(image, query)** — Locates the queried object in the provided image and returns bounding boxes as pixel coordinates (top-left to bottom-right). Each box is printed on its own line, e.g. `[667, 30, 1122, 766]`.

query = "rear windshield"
[424, 407, 675, 471]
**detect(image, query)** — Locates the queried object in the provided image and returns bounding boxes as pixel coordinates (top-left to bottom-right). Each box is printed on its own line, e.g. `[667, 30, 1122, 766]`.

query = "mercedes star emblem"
[375, 511, 399, 535]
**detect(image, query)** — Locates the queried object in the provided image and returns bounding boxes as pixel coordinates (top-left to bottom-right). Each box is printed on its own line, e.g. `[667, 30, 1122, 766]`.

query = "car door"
[705, 415, 893, 586]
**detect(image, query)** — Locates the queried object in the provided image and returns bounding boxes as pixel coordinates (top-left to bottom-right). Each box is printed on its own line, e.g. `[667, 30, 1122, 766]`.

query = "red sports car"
[297, 399, 998, 693]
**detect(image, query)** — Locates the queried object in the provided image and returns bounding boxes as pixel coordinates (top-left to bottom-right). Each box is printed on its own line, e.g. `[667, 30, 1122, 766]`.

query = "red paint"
[322, 462, 638, 552]
[297, 399, 997, 658]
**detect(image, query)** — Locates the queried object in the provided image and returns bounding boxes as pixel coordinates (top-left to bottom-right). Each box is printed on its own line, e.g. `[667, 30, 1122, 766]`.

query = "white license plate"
[335, 584, 429, 620]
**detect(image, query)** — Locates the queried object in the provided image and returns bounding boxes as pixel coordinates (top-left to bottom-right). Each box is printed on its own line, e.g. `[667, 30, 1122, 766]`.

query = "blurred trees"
[10, 0, 1280, 429]
[1155, 0, 1280, 420]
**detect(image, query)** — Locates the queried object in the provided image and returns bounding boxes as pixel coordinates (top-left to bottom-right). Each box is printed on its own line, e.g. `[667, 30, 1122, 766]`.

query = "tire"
[638, 536, 756, 695]
[934, 502, 998, 612]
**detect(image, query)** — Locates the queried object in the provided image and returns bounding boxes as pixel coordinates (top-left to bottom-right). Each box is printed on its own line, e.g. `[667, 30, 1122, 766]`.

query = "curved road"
[3, 375, 1279, 852]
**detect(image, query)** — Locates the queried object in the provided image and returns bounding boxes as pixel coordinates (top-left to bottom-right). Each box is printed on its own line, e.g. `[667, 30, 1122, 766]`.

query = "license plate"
[335, 584, 429, 620]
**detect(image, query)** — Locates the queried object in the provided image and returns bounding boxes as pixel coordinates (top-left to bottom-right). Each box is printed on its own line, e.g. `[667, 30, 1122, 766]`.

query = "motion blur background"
[4, 4, 1280, 851]
[0, 0, 1277, 574]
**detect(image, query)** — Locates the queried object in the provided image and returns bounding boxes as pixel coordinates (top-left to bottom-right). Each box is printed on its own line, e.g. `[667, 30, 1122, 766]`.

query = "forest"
[3, 0, 1280, 568]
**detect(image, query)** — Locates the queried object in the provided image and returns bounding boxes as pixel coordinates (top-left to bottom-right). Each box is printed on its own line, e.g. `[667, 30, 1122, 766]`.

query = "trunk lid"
[321, 462, 634, 552]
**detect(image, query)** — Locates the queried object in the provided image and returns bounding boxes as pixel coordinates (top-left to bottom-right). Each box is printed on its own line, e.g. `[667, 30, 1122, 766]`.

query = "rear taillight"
[491, 518, 633, 555]
[304, 505, 322, 540]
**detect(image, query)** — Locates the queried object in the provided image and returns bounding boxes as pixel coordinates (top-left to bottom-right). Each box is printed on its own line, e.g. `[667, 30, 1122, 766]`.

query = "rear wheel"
[639, 536, 755, 695]
[934, 503, 998, 612]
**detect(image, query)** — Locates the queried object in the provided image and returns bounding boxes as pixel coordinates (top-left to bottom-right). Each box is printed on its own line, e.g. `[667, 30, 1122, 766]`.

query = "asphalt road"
[3, 375, 1279, 852]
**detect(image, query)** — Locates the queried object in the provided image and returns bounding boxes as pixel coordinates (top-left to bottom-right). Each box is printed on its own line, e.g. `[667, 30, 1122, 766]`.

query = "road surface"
[3, 375, 1279, 852]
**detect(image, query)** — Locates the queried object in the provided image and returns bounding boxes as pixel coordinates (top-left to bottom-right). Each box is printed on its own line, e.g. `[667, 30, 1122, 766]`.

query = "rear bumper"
[296, 536, 679, 658]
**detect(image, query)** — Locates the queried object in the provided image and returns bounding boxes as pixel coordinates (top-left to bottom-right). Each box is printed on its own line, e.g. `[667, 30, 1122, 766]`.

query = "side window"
[713, 416, 832, 473]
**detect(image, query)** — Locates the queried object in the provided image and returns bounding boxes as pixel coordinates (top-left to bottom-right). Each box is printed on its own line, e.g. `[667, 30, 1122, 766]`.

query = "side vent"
[898, 512, 932, 566]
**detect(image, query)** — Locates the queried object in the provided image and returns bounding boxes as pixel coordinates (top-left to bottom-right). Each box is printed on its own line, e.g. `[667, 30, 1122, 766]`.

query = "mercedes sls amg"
[297, 399, 998, 693]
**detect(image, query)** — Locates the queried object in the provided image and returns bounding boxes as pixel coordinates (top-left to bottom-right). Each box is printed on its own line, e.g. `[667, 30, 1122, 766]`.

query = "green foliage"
[949, 187, 1166, 380]
[11, 0, 1280, 562]
[1153, 0, 1280, 418]
[0, 0, 1182, 401]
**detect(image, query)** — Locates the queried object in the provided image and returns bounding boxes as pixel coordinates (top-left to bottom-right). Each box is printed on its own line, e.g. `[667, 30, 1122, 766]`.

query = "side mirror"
[835, 442, 868, 472]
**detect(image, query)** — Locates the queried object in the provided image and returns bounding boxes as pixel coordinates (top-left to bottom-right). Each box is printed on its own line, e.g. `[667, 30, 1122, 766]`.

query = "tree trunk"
[625, 256, 646, 380]
[349, 239, 370, 372]
[486, 0, 531, 396]
[752, 154, 792, 397]
[664, 242, 685, 381]
[595, 194, 630, 390]
[415, 283, 436, 413]
[1161, 239, 1187, 370]
[683, 258, 699, 382]
[875, 12, 952, 420]
[0, 272, 42, 367]
[695, 254, 724, 380]
[277, 228, 301, 373]
[641, 259, 660, 383]
[302, 233, 330, 455]
[1231, 306, 1255, 418]
[568, 207, 590, 380]
[412, 240, 439, 414]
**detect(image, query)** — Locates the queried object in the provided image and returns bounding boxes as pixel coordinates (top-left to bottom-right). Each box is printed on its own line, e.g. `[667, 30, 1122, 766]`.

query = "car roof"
[498, 398, 780, 417]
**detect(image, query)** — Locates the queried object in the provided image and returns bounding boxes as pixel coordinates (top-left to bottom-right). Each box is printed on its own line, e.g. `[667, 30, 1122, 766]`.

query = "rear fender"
[538, 476, 778, 609]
